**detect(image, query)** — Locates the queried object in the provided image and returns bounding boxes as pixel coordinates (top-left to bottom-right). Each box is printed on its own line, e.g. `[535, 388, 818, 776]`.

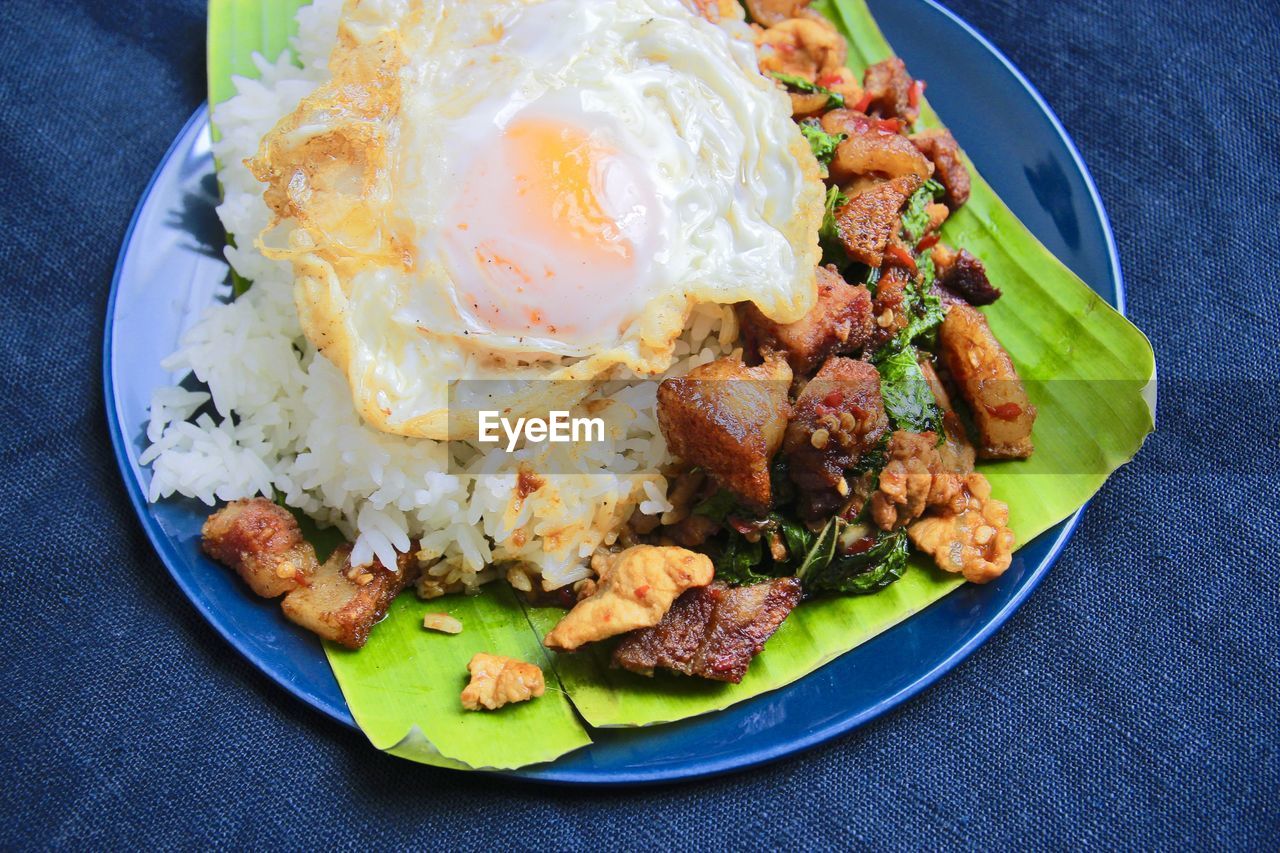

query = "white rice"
[142, 0, 738, 592]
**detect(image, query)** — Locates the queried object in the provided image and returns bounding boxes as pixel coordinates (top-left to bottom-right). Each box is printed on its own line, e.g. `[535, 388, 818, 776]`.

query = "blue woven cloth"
[1, 0, 1276, 847]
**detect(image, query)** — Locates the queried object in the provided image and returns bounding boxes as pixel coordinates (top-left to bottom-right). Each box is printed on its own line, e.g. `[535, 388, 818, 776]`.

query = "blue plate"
[105, 0, 1124, 784]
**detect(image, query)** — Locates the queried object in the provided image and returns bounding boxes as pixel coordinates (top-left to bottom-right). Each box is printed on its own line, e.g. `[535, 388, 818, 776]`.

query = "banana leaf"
[207, 0, 309, 109]
[325, 586, 591, 770]
[206, 0, 1154, 760]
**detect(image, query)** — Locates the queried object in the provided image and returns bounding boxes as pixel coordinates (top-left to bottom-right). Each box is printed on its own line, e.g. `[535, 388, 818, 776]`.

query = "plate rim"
[103, 103, 358, 728]
[104, 0, 1125, 785]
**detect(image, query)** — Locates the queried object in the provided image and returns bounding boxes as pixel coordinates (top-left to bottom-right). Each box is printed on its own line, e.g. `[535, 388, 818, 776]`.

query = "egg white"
[250, 0, 823, 439]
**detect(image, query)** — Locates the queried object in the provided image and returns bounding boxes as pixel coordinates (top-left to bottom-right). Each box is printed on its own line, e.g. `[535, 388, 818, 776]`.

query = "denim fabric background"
[0, 0, 1276, 848]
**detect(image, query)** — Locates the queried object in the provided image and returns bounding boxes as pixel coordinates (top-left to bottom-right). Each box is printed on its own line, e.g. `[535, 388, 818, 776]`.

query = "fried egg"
[250, 0, 823, 439]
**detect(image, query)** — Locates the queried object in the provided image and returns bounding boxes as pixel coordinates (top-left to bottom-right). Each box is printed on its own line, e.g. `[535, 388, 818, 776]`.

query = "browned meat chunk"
[657, 353, 793, 513]
[201, 498, 317, 598]
[833, 175, 922, 267]
[821, 109, 932, 185]
[612, 578, 803, 683]
[784, 357, 889, 521]
[910, 128, 971, 208]
[868, 264, 913, 351]
[934, 246, 1001, 306]
[740, 265, 873, 374]
[816, 66, 863, 104]
[280, 543, 419, 650]
[922, 201, 949, 236]
[201, 497, 418, 649]
[938, 304, 1036, 459]
[862, 57, 918, 123]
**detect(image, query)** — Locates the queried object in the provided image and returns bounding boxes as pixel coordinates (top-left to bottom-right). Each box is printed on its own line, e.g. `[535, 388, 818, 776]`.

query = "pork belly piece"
[938, 304, 1036, 459]
[612, 578, 803, 683]
[832, 175, 922, 267]
[867, 264, 913, 352]
[543, 545, 715, 652]
[910, 128, 971, 208]
[657, 353, 793, 512]
[201, 498, 318, 598]
[740, 265, 874, 374]
[862, 57, 918, 123]
[821, 109, 932, 185]
[201, 497, 418, 649]
[280, 543, 419, 650]
[933, 245, 1001, 306]
[784, 356, 890, 521]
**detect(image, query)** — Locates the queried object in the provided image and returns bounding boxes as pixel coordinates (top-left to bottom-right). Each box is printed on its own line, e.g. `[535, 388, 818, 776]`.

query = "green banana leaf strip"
[207, 0, 309, 109]
[325, 586, 591, 770]
[207, 0, 1155, 753]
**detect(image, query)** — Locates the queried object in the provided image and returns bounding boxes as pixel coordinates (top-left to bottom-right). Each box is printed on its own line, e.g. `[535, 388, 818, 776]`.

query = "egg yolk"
[444, 114, 655, 343]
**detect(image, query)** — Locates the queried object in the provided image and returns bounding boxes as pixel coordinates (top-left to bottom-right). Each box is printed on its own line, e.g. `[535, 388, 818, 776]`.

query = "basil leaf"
[715, 531, 771, 586]
[900, 179, 946, 245]
[802, 529, 909, 594]
[774, 514, 814, 562]
[799, 120, 846, 165]
[819, 185, 851, 268]
[794, 517, 842, 580]
[769, 71, 846, 109]
[876, 346, 944, 435]
[693, 489, 736, 522]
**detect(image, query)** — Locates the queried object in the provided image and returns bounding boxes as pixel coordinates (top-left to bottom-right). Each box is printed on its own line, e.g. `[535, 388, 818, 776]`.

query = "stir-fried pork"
[938, 304, 1036, 459]
[868, 264, 913, 350]
[202, 497, 418, 649]
[201, 498, 316, 598]
[910, 128, 970, 208]
[613, 578, 802, 683]
[756, 17, 846, 81]
[821, 109, 932, 185]
[933, 245, 1001, 306]
[280, 543, 419, 649]
[784, 357, 889, 521]
[657, 353, 793, 512]
[832, 175, 922, 266]
[740, 264, 873, 374]
[861, 57, 918, 123]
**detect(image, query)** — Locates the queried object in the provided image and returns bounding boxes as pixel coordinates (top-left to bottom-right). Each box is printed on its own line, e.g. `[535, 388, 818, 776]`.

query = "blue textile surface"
[1, 0, 1276, 847]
